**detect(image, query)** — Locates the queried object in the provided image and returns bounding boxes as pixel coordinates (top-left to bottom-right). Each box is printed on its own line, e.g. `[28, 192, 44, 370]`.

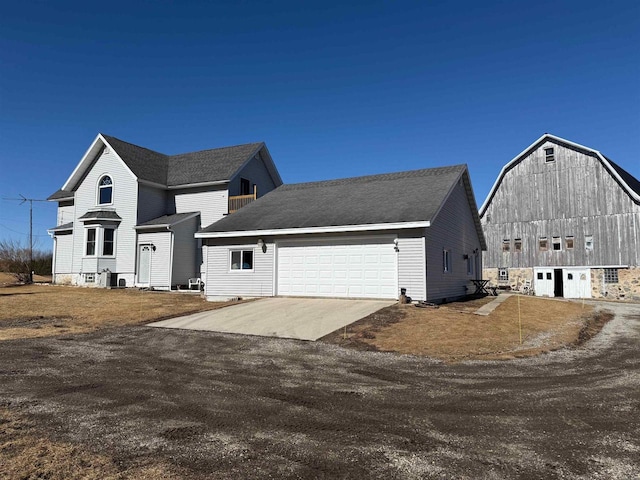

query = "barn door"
[534, 268, 554, 297]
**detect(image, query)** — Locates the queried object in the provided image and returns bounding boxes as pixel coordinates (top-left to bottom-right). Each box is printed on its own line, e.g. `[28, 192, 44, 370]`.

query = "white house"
[48, 133, 282, 289]
[196, 165, 486, 304]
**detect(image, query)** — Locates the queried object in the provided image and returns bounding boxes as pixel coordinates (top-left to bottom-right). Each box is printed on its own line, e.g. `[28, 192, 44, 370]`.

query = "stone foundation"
[482, 268, 532, 291]
[591, 267, 640, 301]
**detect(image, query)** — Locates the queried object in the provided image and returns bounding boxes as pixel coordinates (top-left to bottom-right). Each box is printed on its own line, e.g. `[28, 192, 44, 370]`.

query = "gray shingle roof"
[47, 189, 74, 201]
[101, 134, 263, 187]
[48, 222, 73, 232]
[136, 212, 200, 228]
[200, 165, 467, 233]
[78, 210, 122, 221]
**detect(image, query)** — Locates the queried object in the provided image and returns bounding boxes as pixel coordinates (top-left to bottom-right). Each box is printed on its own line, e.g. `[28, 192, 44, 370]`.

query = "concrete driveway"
[148, 297, 395, 340]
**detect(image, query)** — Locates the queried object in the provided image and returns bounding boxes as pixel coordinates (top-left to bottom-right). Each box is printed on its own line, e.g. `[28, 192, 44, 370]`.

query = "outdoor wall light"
[393, 238, 399, 252]
[257, 238, 266, 253]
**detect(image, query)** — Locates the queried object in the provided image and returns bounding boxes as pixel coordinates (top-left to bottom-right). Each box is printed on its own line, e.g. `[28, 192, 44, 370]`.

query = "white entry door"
[138, 244, 151, 284]
[277, 238, 398, 299]
[563, 268, 591, 298]
[534, 267, 554, 297]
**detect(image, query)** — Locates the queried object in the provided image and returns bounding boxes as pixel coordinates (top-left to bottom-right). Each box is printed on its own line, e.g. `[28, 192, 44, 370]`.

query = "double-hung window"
[86, 228, 97, 256]
[230, 250, 254, 271]
[103, 228, 115, 256]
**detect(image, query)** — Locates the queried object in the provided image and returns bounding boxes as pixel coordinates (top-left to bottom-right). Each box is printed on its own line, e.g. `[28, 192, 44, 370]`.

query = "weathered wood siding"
[171, 216, 200, 286]
[204, 238, 275, 298]
[426, 178, 483, 302]
[171, 184, 228, 228]
[228, 151, 278, 197]
[71, 148, 138, 277]
[482, 141, 640, 268]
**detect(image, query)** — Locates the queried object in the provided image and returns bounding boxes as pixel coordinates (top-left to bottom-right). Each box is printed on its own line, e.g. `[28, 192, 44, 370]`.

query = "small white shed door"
[534, 267, 554, 297]
[563, 268, 591, 299]
[277, 239, 397, 299]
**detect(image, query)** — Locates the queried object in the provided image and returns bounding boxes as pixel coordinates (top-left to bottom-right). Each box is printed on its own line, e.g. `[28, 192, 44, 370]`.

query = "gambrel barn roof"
[479, 134, 640, 217]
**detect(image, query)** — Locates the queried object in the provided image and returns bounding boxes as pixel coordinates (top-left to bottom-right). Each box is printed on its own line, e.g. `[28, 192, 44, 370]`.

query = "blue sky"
[1, 0, 638, 249]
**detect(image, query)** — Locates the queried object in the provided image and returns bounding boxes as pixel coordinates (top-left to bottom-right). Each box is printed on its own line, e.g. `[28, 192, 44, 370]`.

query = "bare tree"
[0, 239, 51, 283]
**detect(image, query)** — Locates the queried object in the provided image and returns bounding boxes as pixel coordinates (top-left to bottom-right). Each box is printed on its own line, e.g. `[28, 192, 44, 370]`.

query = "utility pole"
[3, 195, 47, 283]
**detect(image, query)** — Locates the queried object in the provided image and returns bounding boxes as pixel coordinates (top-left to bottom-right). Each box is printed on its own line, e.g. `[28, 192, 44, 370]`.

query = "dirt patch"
[322, 295, 607, 362]
[0, 284, 241, 341]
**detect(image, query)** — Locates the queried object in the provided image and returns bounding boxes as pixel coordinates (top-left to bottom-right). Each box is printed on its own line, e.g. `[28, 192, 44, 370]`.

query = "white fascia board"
[62, 134, 137, 191]
[195, 221, 431, 239]
[167, 179, 229, 190]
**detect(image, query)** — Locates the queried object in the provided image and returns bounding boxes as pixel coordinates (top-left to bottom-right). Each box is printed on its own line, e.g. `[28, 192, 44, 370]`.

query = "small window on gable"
[604, 268, 618, 284]
[539, 237, 548, 251]
[230, 250, 254, 271]
[565, 236, 574, 249]
[585, 235, 594, 251]
[545, 147, 555, 163]
[502, 239, 510, 252]
[443, 249, 451, 273]
[98, 175, 113, 204]
[552, 236, 561, 251]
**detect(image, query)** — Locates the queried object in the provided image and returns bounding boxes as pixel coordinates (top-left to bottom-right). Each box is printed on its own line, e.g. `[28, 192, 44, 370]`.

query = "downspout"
[168, 226, 174, 290]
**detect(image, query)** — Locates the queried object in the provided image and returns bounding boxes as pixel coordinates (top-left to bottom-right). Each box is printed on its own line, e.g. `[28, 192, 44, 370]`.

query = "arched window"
[98, 176, 113, 204]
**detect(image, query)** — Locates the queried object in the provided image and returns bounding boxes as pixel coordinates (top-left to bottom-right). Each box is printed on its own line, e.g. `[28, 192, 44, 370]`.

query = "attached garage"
[276, 238, 397, 299]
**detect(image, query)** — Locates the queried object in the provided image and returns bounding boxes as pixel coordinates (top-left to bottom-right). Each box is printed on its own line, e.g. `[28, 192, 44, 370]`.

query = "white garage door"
[277, 238, 398, 299]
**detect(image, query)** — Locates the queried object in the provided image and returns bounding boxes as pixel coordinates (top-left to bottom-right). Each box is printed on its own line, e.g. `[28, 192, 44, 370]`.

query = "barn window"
[98, 175, 113, 205]
[604, 268, 618, 284]
[502, 239, 510, 252]
[230, 250, 253, 271]
[552, 236, 561, 251]
[514, 239, 522, 253]
[585, 235, 594, 250]
[565, 236, 574, 249]
[443, 250, 451, 273]
[539, 237, 548, 251]
[568, 273, 573, 280]
[498, 268, 508, 282]
[544, 147, 555, 163]
[537, 272, 543, 280]
[84, 273, 95, 283]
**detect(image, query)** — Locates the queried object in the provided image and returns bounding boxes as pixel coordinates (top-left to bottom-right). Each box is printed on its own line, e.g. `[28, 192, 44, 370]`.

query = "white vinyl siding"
[171, 216, 200, 286]
[138, 184, 168, 224]
[397, 233, 426, 301]
[57, 202, 74, 226]
[71, 148, 138, 278]
[137, 232, 172, 289]
[172, 185, 228, 228]
[54, 233, 73, 273]
[228, 153, 278, 197]
[205, 239, 275, 298]
[426, 180, 483, 302]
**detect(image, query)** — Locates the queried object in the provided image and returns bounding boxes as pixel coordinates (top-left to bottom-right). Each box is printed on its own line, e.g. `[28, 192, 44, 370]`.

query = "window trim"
[565, 236, 574, 249]
[442, 249, 451, 273]
[85, 227, 97, 256]
[539, 237, 548, 252]
[498, 268, 509, 282]
[102, 227, 116, 257]
[97, 175, 114, 206]
[514, 238, 522, 253]
[229, 249, 254, 272]
[502, 239, 510, 253]
[544, 147, 555, 163]
[585, 235, 594, 251]
[552, 236, 561, 251]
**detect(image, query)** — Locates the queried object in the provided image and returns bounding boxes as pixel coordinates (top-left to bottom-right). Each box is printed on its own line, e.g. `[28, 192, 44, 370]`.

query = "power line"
[2, 195, 48, 283]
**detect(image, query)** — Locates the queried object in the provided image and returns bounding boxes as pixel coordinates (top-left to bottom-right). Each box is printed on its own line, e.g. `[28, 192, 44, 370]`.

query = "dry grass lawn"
[324, 295, 605, 362]
[0, 283, 238, 341]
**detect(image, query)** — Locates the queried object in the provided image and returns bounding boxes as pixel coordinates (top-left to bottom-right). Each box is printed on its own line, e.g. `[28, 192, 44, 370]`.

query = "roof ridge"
[169, 141, 263, 159]
[101, 133, 168, 158]
[281, 165, 466, 190]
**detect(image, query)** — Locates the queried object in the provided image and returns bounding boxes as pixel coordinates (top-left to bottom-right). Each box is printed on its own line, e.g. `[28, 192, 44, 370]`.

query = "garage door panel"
[277, 239, 397, 299]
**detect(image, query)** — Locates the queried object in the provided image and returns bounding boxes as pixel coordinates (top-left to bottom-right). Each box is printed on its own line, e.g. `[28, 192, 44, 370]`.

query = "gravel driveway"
[1, 302, 638, 479]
